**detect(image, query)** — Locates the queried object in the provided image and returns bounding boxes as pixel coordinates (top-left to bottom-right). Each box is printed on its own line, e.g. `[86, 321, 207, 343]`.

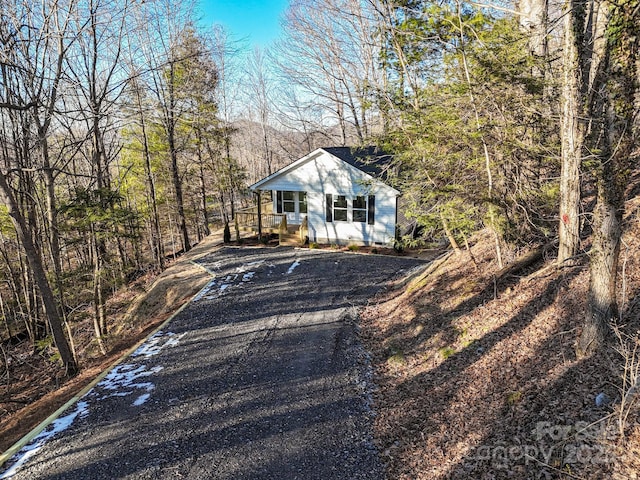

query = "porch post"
[256, 190, 263, 240]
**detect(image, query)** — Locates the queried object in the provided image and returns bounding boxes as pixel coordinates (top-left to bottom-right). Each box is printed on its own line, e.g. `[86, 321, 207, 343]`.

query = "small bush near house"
[223, 222, 231, 243]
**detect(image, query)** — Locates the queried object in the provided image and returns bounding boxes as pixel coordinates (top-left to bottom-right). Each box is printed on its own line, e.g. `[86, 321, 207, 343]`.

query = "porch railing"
[235, 211, 285, 230]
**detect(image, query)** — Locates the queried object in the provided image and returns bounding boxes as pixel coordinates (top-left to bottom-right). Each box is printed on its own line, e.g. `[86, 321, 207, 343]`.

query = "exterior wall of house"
[257, 151, 398, 246]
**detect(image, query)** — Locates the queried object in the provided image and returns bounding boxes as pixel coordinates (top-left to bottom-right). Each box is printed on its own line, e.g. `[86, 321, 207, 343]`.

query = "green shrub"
[223, 221, 231, 243]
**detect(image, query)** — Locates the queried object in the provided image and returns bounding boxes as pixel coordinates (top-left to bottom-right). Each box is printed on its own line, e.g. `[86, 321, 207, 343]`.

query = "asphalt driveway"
[1, 247, 423, 480]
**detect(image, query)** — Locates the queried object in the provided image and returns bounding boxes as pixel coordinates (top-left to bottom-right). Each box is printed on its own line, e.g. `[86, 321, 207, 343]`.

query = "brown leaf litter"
[360, 221, 640, 479]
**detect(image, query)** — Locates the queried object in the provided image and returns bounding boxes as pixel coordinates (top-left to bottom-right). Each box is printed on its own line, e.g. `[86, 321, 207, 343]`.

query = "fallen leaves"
[360, 228, 640, 479]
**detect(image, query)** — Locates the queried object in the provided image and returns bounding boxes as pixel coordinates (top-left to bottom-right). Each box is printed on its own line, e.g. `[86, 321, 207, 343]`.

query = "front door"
[279, 191, 307, 225]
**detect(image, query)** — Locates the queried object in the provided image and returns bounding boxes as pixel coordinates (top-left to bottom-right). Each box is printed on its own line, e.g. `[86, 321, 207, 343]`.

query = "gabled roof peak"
[320, 146, 393, 177]
[249, 146, 396, 191]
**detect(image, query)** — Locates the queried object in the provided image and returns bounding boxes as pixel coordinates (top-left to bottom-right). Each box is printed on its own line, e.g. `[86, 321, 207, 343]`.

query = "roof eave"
[249, 146, 401, 195]
[249, 148, 325, 191]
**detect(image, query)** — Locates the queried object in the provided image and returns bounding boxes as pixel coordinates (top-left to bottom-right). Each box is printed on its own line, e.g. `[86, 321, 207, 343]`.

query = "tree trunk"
[579, 190, 620, 355]
[167, 62, 190, 253]
[168, 126, 190, 253]
[519, 0, 548, 65]
[198, 142, 210, 237]
[557, 1, 585, 265]
[578, 1, 639, 355]
[39, 141, 72, 362]
[135, 88, 165, 271]
[440, 211, 461, 255]
[91, 228, 107, 355]
[0, 172, 76, 375]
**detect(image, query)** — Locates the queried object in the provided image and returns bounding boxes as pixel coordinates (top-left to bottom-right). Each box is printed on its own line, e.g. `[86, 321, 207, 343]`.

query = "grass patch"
[506, 391, 523, 405]
[387, 352, 406, 366]
[439, 346, 456, 359]
[387, 345, 406, 367]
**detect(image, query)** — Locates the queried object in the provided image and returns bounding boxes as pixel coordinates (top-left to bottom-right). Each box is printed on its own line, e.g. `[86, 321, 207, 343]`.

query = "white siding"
[256, 150, 398, 246]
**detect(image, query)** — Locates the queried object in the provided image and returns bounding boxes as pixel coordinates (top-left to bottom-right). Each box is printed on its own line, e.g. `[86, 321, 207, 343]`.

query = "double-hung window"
[326, 194, 375, 224]
[282, 191, 295, 212]
[353, 196, 367, 222]
[333, 195, 348, 221]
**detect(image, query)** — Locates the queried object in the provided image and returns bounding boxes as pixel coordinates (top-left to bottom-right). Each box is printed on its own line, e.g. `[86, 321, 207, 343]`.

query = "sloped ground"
[0, 232, 228, 454]
[2, 247, 423, 479]
[360, 200, 640, 479]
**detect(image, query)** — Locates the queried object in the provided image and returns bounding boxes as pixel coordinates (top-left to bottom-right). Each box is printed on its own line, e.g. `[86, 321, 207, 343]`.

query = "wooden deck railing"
[235, 211, 285, 230]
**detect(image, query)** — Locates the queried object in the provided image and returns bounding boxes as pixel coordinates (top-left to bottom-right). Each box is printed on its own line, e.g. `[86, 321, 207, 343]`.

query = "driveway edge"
[0, 254, 220, 471]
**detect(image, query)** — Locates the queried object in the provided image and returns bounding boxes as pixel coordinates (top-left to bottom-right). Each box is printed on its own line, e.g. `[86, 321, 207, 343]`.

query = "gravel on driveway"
[1, 247, 424, 480]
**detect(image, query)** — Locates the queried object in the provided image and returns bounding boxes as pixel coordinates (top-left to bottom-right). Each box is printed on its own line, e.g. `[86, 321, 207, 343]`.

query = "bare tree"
[135, 0, 200, 253]
[124, 73, 166, 271]
[244, 47, 276, 178]
[0, 170, 76, 374]
[275, 0, 384, 146]
[210, 26, 244, 220]
[65, 0, 137, 345]
[577, 3, 639, 355]
[519, 0, 548, 64]
[0, 0, 79, 372]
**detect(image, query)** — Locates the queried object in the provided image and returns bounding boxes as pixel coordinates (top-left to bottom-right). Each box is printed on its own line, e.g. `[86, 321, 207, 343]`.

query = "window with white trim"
[282, 191, 295, 212]
[325, 194, 376, 224]
[333, 195, 348, 221]
[353, 196, 367, 223]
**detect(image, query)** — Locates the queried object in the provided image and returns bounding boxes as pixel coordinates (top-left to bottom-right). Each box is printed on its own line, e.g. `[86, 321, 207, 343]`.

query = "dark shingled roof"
[322, 146, 393, 178]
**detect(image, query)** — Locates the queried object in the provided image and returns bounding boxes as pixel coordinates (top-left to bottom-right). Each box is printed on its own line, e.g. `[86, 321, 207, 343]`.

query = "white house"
[248, 147, 400, 246]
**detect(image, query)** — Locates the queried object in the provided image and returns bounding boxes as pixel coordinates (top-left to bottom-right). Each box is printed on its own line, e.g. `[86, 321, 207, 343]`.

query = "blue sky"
[197, 0, 289, 47]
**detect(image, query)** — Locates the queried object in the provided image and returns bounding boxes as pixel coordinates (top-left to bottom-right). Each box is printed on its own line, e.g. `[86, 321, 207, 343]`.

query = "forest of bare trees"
[0, 0, 245, 373]
[0, 0, 638, 378]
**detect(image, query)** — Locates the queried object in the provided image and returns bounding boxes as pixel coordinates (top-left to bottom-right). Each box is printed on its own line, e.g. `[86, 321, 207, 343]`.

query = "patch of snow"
[0, 401, 89, 479]
[286, 261, 301, 275]
[193, 279, 217, 302]
[131, 331, 186, 358]
[133, 394, 151, 406]
[195, 261, 262, 301]
[242, 272, 255, 282]
[235, 262, 261, 274]
[93, 364, 161, 402]
[0, 328, 185, 477]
